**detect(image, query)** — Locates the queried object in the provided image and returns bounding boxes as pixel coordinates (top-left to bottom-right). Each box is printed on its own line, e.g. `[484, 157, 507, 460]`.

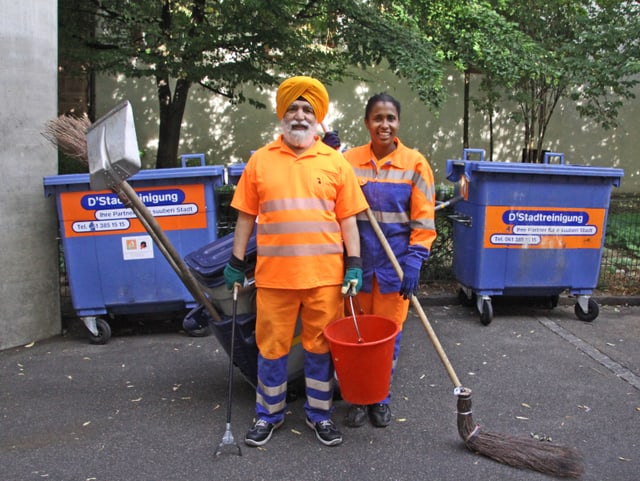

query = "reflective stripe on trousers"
[303, 351, 334, 422]
[255, 353, 288, 423]
[255, 351, 335, 423]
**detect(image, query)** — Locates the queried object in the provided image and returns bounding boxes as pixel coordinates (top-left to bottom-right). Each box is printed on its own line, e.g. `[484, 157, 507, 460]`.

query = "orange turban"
[276, 76, 329, 123]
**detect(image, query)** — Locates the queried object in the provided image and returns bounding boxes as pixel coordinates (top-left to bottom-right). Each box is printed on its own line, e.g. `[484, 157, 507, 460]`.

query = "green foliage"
[59, 0, 448, 168]
[485, 0, 640, 158]
[58, 152, 88, 175]
[606, 212, 640, 253]
[386, 0, 640, 161]
[59, 1, 640, 167]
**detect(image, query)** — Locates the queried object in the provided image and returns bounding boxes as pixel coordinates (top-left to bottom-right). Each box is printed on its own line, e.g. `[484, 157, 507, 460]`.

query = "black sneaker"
[244, 418, 284, 447]
[344, 404, 367, 428]
[305, 417, 343, 446]
[368, 403, 391, 427]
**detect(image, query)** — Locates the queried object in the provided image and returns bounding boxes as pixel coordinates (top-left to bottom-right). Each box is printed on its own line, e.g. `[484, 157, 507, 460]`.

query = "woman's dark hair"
[364, 93, 401, 121]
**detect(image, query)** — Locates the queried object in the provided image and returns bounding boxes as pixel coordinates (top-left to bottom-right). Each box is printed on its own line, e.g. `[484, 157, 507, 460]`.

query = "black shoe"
[344, 404, 367, 428]
[368, 403, 391, 427]
[305, 417, 343, 446]
[244, 418, 284, 447]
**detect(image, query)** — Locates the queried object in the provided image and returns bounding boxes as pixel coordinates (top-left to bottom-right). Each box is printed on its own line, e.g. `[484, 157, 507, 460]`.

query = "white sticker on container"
[122, 235, 154, 260]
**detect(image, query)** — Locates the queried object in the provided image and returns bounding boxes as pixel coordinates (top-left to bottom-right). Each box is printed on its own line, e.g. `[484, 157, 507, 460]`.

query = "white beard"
[282, 119, 317, 149]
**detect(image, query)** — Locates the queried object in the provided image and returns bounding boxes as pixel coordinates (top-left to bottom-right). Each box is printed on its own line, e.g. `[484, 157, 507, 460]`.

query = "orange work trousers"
[256, 285, 343, 359]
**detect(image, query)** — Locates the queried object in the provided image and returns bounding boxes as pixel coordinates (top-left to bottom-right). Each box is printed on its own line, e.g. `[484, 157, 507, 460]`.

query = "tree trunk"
[155, 76, 191, 169]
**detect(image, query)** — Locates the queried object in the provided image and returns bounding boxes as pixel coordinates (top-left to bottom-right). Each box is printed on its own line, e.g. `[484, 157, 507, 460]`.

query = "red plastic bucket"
[324, 314, 400, 405]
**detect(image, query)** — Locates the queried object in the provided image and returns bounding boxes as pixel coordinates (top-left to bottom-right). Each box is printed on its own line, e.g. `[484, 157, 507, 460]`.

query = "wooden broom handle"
[116, 181, 222, 322]
[365, 208, 462, 388]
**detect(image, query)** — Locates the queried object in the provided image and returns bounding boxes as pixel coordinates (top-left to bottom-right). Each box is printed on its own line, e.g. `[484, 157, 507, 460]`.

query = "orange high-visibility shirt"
[232, 135, 369, 289]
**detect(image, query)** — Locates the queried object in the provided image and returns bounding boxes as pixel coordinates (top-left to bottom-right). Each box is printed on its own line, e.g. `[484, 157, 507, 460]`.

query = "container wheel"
[185, 325, 211, 337]
[547, 295, 560, 309]
[574, 298, 599, 322]
[458, 288, 475, 307]
[88, 318, 111, 345]
[479, 299, 493, 326]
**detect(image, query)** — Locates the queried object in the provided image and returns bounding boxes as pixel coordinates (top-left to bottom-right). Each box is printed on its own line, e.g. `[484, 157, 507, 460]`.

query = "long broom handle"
[116, 180, 223, 323]
[365, 209, 462, 388]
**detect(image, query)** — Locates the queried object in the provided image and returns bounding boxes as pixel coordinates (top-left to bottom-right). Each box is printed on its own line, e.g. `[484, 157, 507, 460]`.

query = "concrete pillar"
[0, 1, 60, 349]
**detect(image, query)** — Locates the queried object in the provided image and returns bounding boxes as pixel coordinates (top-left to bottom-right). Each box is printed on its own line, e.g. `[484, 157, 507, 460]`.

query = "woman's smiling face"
[365, 100, 399, 157]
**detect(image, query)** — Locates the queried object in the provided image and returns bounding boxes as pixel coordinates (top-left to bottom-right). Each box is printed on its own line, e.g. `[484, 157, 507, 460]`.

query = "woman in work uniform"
[343, 92, 437, 427]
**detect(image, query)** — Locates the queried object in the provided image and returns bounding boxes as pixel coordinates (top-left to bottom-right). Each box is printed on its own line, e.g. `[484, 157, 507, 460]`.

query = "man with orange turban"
[224, 76, 369, 447]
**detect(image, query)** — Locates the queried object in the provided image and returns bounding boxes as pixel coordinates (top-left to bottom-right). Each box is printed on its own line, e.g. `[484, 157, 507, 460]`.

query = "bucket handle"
[347, 291, 364, 343]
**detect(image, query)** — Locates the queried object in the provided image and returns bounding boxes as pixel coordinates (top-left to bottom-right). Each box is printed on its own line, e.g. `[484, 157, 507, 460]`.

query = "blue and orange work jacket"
[343, 138, 436, 294]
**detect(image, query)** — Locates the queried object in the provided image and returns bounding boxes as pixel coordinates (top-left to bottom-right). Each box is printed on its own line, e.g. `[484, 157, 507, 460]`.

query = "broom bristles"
[456, 388, 584, 479]
[463, 426, 584, 478]
[42, 113, 91, 165]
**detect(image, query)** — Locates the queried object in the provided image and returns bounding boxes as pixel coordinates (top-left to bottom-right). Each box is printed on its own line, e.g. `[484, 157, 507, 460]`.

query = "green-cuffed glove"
[223, 254, 247, 290]
[341, 256, 363, 296]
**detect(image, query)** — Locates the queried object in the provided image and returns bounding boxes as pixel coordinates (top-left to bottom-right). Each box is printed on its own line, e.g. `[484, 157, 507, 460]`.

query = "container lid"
[184, 230, 257, 281]
[227, 163, 247, 175]
[446, 159, 624, 187]
[43, 165, 225, 195]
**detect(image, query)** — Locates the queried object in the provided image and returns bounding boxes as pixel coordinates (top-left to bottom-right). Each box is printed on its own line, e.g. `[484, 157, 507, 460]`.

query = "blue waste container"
[44, 164, 224, 343]
[446, 149, 624, 325]
[227, 162, 247, 186]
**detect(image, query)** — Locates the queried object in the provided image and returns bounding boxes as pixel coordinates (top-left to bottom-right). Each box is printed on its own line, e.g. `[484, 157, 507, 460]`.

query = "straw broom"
[365, 208, 584, 479]
[42, 113, 92, 167]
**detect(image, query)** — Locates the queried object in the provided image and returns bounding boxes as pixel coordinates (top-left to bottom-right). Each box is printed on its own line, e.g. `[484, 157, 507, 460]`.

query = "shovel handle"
[115, 181, 222, 323]
[365, 209, 462, 388]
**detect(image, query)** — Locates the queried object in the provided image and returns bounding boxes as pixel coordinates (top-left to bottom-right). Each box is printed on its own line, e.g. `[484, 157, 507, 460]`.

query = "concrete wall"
[0, 1, 60, 350]
[97, 66, 639, 192]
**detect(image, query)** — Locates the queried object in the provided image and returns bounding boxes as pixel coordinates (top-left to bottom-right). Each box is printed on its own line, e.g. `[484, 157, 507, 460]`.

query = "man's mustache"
[288, 121, 310, 129]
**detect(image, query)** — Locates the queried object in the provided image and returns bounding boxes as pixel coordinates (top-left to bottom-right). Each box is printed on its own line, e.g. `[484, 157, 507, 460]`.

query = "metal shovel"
[85, 101, 223, 324]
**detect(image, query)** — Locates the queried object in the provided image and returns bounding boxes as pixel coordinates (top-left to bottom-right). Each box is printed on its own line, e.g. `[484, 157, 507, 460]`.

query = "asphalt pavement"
[1, 295, 639, 481]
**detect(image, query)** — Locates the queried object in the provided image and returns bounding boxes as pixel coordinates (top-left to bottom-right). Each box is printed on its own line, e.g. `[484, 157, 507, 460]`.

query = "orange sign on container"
[482, 206, 606, 250]
[58, 184, 208, 238]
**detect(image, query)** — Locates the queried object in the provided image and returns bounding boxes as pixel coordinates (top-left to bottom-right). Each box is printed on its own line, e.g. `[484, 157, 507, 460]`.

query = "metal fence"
[213, 187, 640, 295]
[598, 194, 640, 294]
[422, 193, 640, 295]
